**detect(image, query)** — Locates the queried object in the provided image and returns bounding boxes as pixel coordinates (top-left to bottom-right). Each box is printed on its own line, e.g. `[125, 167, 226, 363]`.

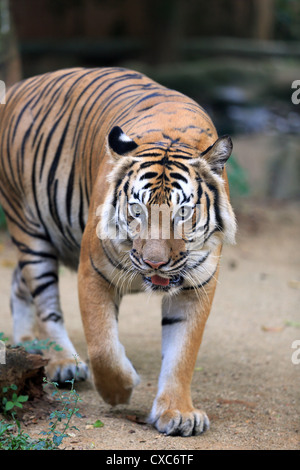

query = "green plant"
[0, 386, 52, 450]
[93, 419, 104, 428]
[41, 370, 83, 447]
[0, 418, 54, 450]
[1, 333, 63, 353]
[16, 338, 63, 353]
[0, 332, 9, 343]
[1, 384, 28, 415]
[0, 353, 84, 450]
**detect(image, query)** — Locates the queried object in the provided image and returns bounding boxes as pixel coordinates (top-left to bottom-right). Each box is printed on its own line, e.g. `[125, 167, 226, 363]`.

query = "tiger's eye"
[130, 203, 143, 217]
[176, 206, 193, 220]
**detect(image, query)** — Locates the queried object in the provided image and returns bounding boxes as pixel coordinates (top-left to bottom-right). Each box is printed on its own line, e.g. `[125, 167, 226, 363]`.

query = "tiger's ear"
[201, 135, 233, 175]
[107, 126, 138, 160]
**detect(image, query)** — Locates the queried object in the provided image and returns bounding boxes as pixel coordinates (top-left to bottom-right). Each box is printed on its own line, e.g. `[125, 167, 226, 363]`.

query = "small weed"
[0, 418, 54, 450]
[0, 386, 53, 449]
[0, 333, 63, 353]
[0, 353, 84, 450]
[0, 332, 9, 343]
[41, 365, 83, 447]
[16, 338, 63, 353]
[2, 384, 28, 415]
[93, 419, 104, 428]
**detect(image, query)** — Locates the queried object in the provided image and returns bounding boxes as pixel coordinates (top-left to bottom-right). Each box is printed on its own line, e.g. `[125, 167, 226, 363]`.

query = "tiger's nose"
[144, 259, 167, 270]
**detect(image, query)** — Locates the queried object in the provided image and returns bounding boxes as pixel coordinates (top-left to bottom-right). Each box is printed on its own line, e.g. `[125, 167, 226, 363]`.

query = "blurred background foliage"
[0, 0, 299, 229]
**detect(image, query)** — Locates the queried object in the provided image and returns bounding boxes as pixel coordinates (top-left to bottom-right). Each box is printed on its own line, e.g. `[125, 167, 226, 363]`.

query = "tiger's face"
[100, 126, 236, 293]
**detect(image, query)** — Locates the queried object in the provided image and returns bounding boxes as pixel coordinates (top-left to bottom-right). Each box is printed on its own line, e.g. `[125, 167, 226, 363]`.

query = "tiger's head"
[99, 126, 236, 293]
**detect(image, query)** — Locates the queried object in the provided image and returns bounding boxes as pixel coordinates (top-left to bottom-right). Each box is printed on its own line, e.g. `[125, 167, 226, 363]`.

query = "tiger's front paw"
[149, 406, 209, 437]
[95, 374, 138, 406]
[92, 357, 140, 406]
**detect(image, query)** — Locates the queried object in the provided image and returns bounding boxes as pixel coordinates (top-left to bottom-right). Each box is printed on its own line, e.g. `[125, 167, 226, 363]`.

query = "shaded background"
[1, 0, 300, 206]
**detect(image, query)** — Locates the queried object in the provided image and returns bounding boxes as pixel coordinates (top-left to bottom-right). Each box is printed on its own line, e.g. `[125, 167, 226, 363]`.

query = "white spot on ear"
[108, 126, 138, 157]
[119, 132, 132, 143]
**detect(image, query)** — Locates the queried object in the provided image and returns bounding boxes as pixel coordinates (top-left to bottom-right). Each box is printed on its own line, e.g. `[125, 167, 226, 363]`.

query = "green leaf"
[53, 434, 65, 446]
[17, 395, 28, 403]
[93, 419, 104, 428]
[5, 401, 14, 411]
[0, 332, 9, 342]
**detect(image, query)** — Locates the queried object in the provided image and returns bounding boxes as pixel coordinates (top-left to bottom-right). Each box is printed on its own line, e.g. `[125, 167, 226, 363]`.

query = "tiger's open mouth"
[143, 274, 184, 290]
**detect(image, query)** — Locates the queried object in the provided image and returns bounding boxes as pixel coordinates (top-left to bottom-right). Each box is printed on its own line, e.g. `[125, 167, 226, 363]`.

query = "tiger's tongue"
[151, 275, 170, 286]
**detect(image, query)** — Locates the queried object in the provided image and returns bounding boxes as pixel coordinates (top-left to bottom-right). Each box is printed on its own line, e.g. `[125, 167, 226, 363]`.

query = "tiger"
[0, 67, 236, 437]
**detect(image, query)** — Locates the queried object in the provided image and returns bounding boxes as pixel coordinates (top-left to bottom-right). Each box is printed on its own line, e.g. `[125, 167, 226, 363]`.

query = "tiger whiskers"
[144, 283, 156, 303]
[181, 269, 204, 305]
[126, 266, 140, 293]
[112, 248, 144, 296]
[108, 249, 133, 293]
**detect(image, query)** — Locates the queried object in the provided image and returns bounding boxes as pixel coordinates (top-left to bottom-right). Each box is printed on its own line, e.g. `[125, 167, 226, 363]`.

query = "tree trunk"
[144, 0, 187, 65]
[0, 346, 48, 403]
[252, 0, 275, 40]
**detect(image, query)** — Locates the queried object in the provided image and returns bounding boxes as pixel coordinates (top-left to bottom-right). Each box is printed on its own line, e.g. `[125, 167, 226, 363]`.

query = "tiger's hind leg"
[11, 234, 89, 383]
[11, 265, 36, 344]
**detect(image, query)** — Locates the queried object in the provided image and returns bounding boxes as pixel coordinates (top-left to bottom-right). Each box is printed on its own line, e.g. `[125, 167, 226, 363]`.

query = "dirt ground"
[0, 200, 299, 450]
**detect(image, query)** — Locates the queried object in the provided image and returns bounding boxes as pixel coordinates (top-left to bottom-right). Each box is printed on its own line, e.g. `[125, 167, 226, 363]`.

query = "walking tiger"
[0, 68, 236, 436]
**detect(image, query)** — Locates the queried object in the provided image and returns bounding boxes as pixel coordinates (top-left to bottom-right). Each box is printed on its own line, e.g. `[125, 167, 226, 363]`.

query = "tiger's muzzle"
[130, 238, 187, 290]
